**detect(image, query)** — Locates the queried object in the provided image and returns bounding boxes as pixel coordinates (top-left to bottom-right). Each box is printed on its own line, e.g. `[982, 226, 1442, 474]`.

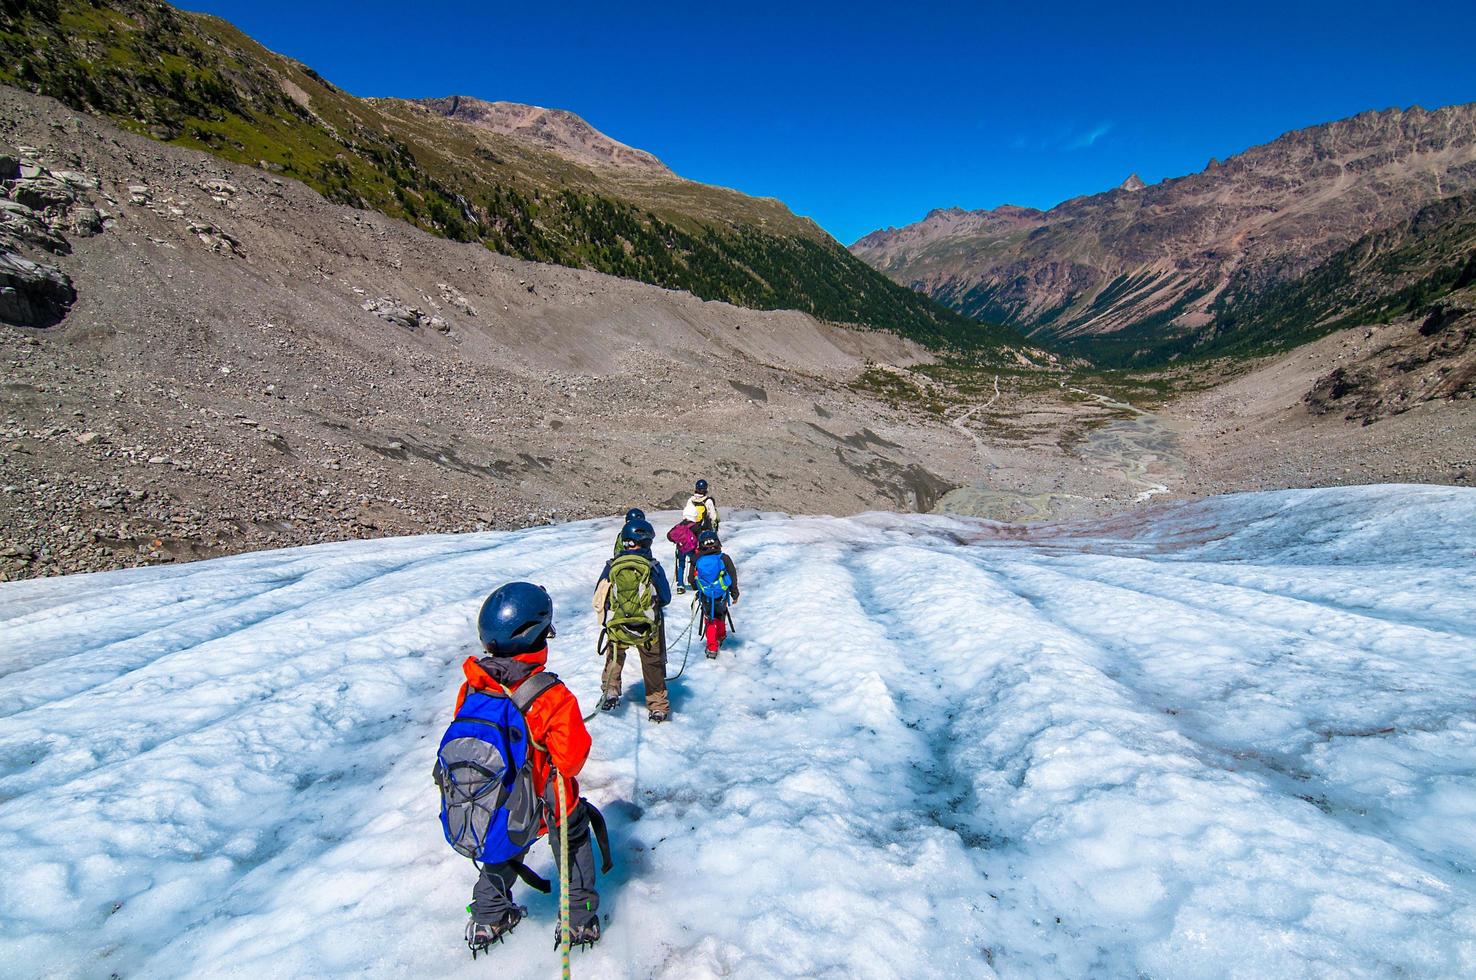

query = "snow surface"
[2, 484, 1475, 978]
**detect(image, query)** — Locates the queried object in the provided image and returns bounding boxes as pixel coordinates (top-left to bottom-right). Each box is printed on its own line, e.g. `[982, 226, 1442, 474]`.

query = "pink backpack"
[666, 520, 699, 554]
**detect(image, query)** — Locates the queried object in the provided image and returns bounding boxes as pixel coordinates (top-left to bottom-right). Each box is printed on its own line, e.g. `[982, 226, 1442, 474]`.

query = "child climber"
[613, 507, 644, 555]
[686, 478, 720, 534]
[434, 582, 608, 957]
[690, 530, 739, 658]
[595, 518, 673, 721]
[666, 517, 699, 595]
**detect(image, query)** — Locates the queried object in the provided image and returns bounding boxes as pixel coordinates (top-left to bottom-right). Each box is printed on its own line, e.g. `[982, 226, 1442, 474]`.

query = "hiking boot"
[676, 585, 686, 595]
[705, 649, 719, 659]
[598, 694, 620, 712]
[555, 919, 601, 949]
[466, 906, 524, 957]
[647, 709, 669, 723]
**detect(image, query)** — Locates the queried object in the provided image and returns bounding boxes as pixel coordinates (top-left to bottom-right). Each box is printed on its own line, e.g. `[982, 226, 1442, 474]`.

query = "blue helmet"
[698, 529, 720, 552]
[477, 582, 555, 656]
[695, 479, 708, 493]
[620, 518, 655, 548]
[625, 507, 645, 522]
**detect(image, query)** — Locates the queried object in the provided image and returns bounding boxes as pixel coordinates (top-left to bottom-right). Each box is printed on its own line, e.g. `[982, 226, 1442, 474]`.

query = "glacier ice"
[1, 485, 1473, 977]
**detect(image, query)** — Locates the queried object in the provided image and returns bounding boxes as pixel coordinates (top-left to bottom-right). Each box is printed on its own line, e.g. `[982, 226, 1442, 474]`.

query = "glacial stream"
[936, 386, 1187, 522]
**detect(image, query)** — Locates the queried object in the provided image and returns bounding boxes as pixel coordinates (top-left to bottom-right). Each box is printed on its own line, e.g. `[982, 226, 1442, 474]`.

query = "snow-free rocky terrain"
[1, 485, 1474, 978]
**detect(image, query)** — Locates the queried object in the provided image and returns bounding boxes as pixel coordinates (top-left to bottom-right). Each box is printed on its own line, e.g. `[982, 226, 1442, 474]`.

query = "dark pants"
[601, 620, 668, 713]
[472, 799, 600, 929]
[675, 549, 694, 587]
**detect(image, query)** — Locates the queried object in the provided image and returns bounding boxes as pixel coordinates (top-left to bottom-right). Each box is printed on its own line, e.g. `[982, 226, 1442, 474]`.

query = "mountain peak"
[1118, 173, 1147, 192]
[415, 95, 673, 175]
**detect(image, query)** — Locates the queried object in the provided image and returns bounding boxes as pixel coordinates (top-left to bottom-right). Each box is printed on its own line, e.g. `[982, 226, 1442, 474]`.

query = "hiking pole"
[554, 768, 572, 980]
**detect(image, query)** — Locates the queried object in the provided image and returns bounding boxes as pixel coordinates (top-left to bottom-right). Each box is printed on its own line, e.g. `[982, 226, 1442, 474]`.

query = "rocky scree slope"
[0, 0, 1012, 352]
[0, 84, 983, 582]
[852, 103, 1476, 363]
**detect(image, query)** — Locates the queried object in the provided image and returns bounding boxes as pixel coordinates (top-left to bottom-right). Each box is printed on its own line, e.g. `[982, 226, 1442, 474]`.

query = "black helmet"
[625, 507, 645, 523]
[621, 518, 655, 548]
[477, 582, 556, 655]
[698, 529, 720, 552]
[695, 479, 708, 493]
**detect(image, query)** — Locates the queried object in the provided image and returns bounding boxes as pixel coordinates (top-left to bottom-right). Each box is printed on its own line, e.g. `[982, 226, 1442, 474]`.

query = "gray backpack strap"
[511, 671, 560, 714]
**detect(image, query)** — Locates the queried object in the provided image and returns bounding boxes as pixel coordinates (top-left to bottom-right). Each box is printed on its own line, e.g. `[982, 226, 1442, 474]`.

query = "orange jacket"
[455, 649, 591, 825]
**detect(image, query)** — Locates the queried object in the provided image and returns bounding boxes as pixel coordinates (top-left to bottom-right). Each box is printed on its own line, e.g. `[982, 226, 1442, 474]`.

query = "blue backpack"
[434, 671, 559, 864]
[694, 553, 731, 606]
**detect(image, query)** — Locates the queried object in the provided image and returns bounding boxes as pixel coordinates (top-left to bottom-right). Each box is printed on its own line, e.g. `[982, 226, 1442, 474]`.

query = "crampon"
[465, 905, 524, 958]
[554, 919, 602, 950]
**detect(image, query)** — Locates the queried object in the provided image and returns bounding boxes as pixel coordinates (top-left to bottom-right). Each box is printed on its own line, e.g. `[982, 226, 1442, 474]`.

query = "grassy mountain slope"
[1205, 192, 1476, 353]
[1055, 192, 1476, 365]
[0, 0, 1014, 350]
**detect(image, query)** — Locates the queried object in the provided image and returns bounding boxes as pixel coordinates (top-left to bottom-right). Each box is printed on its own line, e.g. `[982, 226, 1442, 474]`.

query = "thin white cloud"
[1007, 120, 1115, 152]
[1067, 120, 1114, 150]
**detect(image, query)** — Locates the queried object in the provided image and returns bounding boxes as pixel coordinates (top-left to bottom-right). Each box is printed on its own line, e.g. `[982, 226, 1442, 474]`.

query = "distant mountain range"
[852, 104, 1476, 364]
[0, 0, 1013, 351]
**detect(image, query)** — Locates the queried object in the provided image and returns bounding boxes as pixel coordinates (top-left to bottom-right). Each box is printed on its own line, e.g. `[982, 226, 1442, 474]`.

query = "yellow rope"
[496, 679, 572, 977]
[554, 769, 571, 980]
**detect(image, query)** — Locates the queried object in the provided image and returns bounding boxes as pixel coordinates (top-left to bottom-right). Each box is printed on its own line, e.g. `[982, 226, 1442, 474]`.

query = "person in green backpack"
[612, 508, 645, 556]
[593, 518, 673, 721]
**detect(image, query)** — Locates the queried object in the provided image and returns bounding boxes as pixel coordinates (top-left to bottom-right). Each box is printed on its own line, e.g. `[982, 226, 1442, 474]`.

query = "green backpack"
[603, 553, 659, 647]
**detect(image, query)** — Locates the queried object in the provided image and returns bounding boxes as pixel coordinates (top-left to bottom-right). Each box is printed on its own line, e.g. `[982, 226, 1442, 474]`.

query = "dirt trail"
[948, 374, 1000, 468]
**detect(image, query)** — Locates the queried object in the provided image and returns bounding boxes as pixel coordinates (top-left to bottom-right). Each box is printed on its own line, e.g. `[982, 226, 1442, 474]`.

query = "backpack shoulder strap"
[510, 671, 560, 714]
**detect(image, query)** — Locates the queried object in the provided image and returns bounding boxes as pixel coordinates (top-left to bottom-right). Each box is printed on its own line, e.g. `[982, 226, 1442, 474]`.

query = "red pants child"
[703, 599, 729, 653]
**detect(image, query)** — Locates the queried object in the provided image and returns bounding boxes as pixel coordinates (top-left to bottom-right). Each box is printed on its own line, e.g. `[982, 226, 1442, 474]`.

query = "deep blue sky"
[185, 0, 1476, 244]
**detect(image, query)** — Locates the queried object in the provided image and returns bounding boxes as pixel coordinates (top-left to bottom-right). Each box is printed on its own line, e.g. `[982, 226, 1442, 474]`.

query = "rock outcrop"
[0, 142, 103, 327]
[0, 251, 75, 327]
[1305, 298, 1476, 422]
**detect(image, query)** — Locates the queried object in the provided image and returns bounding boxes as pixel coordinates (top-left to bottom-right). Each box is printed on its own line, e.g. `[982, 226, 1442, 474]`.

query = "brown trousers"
[601, 623, 668, 714]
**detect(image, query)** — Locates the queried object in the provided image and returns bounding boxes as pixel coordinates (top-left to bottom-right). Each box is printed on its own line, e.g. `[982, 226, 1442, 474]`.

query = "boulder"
[188, 220, 242, 255]
[0, 250, 76, 328]
[0, 198, 69, 253]
[10, 176, 75, 211]
[52, 170, 99, 190]
[362, 296, 421, 330]
[69, 207, 103, 238]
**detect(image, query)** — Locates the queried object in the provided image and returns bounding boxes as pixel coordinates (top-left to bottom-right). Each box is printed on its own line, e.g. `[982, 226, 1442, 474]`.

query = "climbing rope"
[665, 597, 700, 682]
[582, 633, 609, 722]
[554, 768, 571, 980]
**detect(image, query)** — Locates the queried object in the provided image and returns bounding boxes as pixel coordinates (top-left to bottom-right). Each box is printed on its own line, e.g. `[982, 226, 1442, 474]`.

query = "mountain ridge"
[851, 101, 1476, 362]
[407, 95, 672, 175]
[0, 0, 1012, 350]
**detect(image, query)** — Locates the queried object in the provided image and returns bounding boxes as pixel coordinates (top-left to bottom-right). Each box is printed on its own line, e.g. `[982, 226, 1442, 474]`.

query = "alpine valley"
[0, 0, 1472, 584]
[2, 3, 1476, 977]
